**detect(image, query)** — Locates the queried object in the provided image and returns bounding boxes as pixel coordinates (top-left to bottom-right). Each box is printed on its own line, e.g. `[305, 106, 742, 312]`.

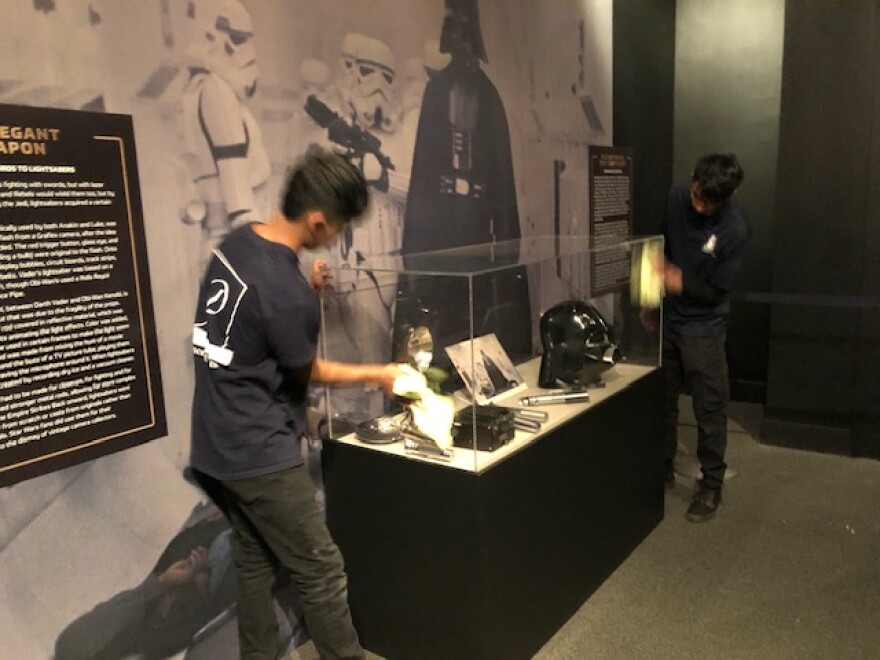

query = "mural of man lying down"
[53, 429, 327, 660]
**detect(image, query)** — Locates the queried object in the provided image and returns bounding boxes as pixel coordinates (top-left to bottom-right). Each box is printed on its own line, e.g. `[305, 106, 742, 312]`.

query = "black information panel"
[0, 104, 165, 487]
[588, 145, 634, 297]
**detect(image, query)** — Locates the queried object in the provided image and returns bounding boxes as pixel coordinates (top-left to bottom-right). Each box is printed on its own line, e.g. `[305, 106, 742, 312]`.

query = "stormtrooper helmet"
[194, 0, 259, 99]
[538, 301, 622, 388]
[348, 35, 401, 133]
[337, 32, 366, 112]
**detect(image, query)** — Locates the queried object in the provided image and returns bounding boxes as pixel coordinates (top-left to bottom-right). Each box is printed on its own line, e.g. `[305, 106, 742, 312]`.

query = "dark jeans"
[662, 326, 730, 489]
[192, 466, 364, 660]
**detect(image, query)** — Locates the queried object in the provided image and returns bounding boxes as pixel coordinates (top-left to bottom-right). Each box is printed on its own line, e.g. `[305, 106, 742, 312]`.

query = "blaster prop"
[304, 94, 395, 191]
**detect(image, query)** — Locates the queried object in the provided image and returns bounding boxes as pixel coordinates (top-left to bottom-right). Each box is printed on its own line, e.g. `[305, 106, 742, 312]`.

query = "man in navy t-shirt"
[190, 151, 403, 659]
[642, 153, 749, 523]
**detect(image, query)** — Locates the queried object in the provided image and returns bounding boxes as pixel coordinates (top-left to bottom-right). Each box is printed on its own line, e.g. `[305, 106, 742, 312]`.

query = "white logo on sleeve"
[193, 250, 248, 367]
[206, 279, 231, 314]
[702, 234, 717, 257]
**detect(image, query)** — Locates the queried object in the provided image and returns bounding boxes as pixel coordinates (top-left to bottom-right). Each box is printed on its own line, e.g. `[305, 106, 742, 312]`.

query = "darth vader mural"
[396, 0, 532, 364]
[0, 0, 613, 657]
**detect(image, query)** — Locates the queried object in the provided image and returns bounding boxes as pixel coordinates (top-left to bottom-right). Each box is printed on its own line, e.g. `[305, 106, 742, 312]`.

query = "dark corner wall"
[613, 0, 784, 404]
[612, 1, 879, 458]
[672, 0, 784, 403]
[612, 0, 676, 237]
[762, 1, 880, 458]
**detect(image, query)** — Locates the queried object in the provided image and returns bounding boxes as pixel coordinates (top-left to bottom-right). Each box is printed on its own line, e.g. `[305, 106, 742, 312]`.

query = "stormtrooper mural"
[0, 2, 614, 657]
[179, 0, 272, 274]
[347, 35, 402, 136]
[329, 33, 406, 255]
[298, 32, 416, 423]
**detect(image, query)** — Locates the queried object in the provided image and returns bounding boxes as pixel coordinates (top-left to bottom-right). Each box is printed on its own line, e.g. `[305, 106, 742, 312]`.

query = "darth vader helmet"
[538, 300, 622, 388]
[440, 0, 488, 63]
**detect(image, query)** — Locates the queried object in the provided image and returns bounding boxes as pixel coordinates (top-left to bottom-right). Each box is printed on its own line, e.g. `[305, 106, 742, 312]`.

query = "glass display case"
[318, 234, 664, 472]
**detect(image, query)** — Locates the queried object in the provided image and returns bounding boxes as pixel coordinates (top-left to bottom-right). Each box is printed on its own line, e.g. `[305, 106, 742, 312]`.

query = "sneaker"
[685, 483, 721, 522]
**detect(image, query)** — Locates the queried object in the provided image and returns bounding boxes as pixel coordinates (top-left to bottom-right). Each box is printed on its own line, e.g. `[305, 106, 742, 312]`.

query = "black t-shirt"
[663, 186, 750, 336]
[190, 225, 319, 480]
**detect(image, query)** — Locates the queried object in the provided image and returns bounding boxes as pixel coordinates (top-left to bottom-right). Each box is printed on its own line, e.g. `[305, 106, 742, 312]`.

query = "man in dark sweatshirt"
[646, 153, 749, 522]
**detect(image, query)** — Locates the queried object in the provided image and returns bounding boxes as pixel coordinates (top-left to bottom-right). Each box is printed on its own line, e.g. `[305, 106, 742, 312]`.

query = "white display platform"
[334, 359, 657, 473]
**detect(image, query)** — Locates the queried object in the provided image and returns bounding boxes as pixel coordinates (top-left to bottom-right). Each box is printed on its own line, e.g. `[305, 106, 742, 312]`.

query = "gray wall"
[673, 0, 785, 401]
[762, 1, 880, 457]
[0, 2, 617, 656]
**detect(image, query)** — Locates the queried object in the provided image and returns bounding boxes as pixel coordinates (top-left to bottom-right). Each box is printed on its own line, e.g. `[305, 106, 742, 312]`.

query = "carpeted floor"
[535, 398, 880, 659]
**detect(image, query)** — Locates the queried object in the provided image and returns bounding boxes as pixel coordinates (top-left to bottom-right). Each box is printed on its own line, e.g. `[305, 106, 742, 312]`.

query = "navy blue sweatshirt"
[663, 186, 750, 336]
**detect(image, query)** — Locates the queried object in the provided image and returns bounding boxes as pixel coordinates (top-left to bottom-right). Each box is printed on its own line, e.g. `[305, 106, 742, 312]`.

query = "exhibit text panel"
[0, 104, 165, 486]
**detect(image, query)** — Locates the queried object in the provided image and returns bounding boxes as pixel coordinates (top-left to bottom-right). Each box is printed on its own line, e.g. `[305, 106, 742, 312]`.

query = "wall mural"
[0, 0, 611, 656]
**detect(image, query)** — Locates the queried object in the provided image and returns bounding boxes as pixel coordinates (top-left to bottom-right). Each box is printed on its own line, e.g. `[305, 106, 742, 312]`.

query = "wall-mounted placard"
[589, 145, 634, 297]
[0, 104, 165, 487]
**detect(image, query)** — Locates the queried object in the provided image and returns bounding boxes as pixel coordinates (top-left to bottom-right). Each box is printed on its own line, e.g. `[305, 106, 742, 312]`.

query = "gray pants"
[193, 466, 364, 660]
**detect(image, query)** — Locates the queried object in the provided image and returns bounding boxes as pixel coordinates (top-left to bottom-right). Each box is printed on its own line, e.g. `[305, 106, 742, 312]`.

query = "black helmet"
[440, 0, 488, 62]
[538, 300, 622, 388]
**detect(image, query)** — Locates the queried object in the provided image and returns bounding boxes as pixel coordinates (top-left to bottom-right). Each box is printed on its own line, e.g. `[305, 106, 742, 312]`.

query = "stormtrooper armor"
[538, 301, 622, 388]
[180, 0, 270, 272]
[304, 35, 413, 424]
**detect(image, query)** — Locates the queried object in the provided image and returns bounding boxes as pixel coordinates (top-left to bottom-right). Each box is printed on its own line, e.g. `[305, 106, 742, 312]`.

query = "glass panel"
[319, 234, 664, 474]
[360, 235, 598, 275]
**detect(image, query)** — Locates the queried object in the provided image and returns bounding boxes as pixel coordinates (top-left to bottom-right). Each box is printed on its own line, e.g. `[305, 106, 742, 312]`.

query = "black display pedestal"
[323, 369, 664, 660]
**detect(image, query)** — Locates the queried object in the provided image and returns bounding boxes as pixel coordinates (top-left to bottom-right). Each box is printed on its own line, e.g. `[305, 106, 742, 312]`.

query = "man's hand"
[309, 259, 332, 293]
[663, 261, 683, 294]
[378, 363, 409, 394]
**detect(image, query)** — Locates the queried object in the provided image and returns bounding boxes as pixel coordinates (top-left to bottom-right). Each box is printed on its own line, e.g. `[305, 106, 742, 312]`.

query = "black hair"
[281, 149, 369, 225]
[692, 153, 744, 204]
